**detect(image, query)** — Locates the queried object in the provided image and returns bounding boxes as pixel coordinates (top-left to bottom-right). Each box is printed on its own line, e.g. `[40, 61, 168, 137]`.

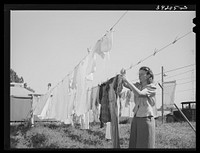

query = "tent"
[10, 85, 34, 121]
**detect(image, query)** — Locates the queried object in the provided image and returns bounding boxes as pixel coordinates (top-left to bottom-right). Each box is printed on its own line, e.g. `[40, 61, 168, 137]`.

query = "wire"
[131, 64, 195, 82]
[156, 88, 195, 95]
[66, 11, 128, 78]
[176, 80, 196, 86]
[164, 69, 194, 80]
[125, 31, 193, 71]
[110, 11, 128, 31]
[43, 11, 129, 95]
[164, 64, 195, 74]
[176, 88, 196, 93]
[173, 77, 195, 81]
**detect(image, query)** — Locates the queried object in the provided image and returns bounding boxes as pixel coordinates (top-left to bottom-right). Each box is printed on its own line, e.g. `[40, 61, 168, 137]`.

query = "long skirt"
[129, 116, 155, 148]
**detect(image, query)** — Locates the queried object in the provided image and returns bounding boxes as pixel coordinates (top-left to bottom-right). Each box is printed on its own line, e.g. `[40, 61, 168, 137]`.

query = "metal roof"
[10, 86, 34, 98]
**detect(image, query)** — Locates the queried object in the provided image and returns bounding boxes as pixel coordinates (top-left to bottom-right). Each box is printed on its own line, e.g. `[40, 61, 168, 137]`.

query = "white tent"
[10, 85, 34, 121]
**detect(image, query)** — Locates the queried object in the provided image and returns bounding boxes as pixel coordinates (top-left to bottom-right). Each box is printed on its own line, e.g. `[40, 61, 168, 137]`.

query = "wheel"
[166, 116, 174, 123]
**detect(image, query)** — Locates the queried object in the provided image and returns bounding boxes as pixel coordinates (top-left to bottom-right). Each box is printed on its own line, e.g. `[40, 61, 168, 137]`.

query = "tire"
[166, 116, 174, 123]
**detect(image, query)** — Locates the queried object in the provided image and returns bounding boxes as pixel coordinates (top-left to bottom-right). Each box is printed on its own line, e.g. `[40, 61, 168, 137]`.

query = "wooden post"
[161, 66, 164, 124]
[174, 103, 196, 133]
[30, 94, 34, 127]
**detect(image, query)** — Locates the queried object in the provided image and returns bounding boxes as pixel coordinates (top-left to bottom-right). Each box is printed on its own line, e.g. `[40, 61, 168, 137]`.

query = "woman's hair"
[139, 66, 154, 84]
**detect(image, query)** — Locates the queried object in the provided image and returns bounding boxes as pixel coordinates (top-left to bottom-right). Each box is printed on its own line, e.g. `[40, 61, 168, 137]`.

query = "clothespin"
[153, 48, 158, 56]
[120, 68, 126, 77]
[172, 36, 178, 44]
[137, 60, 141, 65]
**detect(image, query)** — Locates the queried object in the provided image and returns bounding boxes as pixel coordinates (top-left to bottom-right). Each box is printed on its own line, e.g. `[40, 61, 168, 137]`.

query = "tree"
[10, 68, 24, 83]
[10, 68, 35, 93]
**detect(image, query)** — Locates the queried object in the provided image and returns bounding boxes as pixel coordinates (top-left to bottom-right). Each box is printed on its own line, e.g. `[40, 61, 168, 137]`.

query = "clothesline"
[124, 31, 193, 71]
[66, 11, 128, 78]
[96, 31, 193, 89]
[45, 14, 192, 98]
[45, 11, 129, 95]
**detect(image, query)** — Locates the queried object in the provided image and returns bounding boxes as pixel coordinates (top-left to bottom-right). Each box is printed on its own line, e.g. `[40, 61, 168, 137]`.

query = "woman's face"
[139, 69, 148, 83]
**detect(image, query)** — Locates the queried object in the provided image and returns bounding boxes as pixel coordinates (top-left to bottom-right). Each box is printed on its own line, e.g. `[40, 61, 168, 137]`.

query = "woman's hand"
[122, 77, 130, 89]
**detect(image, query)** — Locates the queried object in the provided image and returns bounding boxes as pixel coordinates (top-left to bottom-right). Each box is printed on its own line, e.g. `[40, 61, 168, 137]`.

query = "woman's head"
[139, 66, 154, 84]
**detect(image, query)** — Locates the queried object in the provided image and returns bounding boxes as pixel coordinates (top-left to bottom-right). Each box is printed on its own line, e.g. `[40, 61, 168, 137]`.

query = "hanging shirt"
[74, 56, 91, 116]
[93, 30, 113, 59]
[56, 78, 70, 122]
[133, 82, 157, 117]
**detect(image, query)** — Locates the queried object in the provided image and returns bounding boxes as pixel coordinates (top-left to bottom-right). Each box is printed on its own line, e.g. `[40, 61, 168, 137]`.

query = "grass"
[10, 117, 196, 149]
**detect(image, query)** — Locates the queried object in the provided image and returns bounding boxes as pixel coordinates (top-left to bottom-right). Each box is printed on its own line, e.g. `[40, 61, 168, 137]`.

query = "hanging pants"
[109, 100, 120, 148]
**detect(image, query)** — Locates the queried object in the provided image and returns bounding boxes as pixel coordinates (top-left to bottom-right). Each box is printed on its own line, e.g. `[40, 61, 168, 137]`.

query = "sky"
[10, 10, 196, 108]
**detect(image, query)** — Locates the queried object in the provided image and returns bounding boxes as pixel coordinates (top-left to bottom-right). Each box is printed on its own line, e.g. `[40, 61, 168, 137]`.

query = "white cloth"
[105, 122, 111, 139]
[75, 56, 93, 116]
[48, 86, 58, 119]
[93, 30, 113, 59]
[37, 93, 52, 119]
[56, 78, 70, 122]
[86, 50, 97, 81]
[68, 72, 76, 117]
[33, 91, 51, 115]
[80, 111, 90, 129]
[163, 81, 176, 107]
[74, 57, 88, 116]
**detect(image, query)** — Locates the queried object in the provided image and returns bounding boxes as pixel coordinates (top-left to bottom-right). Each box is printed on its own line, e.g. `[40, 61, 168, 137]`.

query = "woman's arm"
[122, 78, 147, 97]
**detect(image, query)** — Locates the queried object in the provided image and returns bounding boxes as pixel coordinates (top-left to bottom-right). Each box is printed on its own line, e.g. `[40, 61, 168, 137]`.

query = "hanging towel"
[163, 81, 176, 107]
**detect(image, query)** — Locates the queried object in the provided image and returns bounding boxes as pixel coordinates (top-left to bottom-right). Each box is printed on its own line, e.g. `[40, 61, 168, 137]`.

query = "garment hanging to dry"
[99, 74, 123, 148]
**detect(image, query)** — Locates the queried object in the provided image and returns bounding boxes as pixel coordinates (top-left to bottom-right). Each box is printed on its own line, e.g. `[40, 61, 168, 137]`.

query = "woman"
[122, 66, 157, 148]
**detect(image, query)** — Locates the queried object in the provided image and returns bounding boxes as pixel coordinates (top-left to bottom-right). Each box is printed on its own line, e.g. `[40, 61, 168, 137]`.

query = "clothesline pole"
[161, 66, 164, 124]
